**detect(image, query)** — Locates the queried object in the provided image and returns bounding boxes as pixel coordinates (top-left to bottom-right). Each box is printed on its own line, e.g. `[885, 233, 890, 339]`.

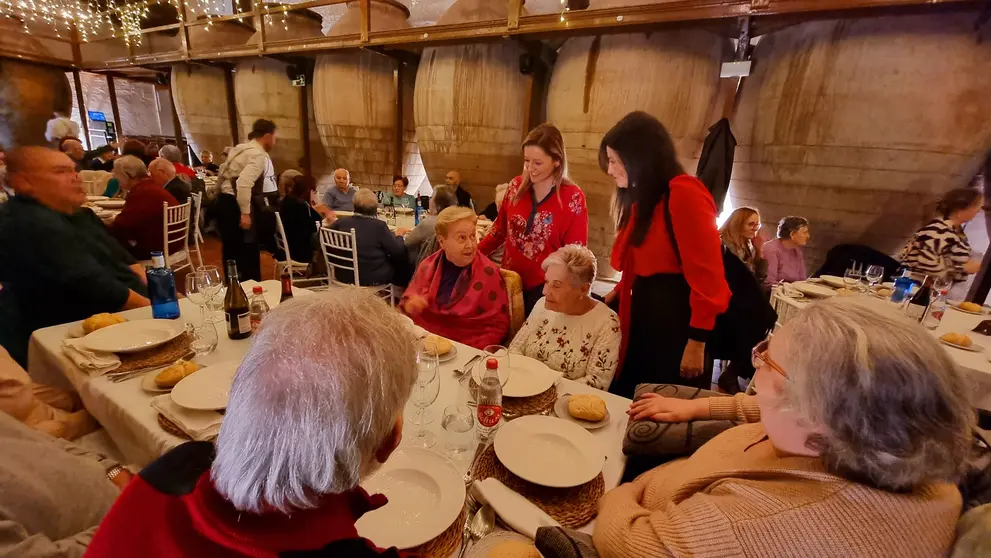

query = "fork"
[455, 355, 482, 379]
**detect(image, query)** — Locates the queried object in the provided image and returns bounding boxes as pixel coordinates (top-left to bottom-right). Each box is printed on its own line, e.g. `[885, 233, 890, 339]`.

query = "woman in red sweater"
[603, 112, 730, 398]
[478, 123, 588, 315]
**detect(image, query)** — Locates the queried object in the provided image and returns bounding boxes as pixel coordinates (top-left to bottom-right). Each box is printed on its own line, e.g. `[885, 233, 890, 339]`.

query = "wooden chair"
[317, 226, 394, 306]
[189, 192, 204, 269]
[500, 268, 525, 339]
[163, 201, 192, 274]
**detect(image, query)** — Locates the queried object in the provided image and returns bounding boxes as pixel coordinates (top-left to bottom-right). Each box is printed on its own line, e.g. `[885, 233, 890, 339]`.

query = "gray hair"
[541, 244, 597, 291]
[212, 290, 417, 513]
[112, 155, 147, 182]
[148, 157, 175, 180]
[158, 144, 182, 163]
[353, 187, 378, 216]
[777, 216, 809, 239]
[775, 297, 974, 491]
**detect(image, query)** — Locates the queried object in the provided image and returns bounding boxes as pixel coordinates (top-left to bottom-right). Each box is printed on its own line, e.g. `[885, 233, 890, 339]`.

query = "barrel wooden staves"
[414, 0, 529, 206]
[171, 64, 234, 159]
[313, 0, 424, 194]
[247, 4, 324, 44]
[546, 25, 727, 276]
[730, 13, 991, 270]
[186, 17, 254, 51]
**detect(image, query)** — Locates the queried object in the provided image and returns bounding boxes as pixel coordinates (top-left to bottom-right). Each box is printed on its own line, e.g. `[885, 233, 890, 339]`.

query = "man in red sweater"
[108, 155, 178, 260]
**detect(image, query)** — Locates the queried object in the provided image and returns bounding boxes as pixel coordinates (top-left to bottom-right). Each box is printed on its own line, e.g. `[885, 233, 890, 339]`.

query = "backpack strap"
[662, 191, 682, 266]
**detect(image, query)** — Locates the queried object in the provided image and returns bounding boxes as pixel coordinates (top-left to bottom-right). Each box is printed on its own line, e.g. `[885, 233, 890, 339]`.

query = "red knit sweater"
[109, 177, 179, 260]
[478, 176, 588, 291]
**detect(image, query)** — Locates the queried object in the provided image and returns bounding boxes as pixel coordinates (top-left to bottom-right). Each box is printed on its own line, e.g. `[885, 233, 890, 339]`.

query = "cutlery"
[107, 350, 196, 383]
[465, 505, 496, 555]
[456, 507, 478, 558]
[456, 355, 481, 380]
[463, 441, 486, 486]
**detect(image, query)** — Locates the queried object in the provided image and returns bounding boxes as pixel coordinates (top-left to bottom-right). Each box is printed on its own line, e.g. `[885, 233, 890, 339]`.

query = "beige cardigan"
[594, 394, 961, 557]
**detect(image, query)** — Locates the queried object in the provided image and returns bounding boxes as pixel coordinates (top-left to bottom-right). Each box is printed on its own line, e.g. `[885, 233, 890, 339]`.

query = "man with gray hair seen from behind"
[86, 289, 417, 557]
[148, 157, 189, 203]
[108, 155, 180, 260]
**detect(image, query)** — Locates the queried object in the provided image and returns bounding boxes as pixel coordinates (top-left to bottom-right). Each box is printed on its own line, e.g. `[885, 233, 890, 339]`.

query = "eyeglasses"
[751, 338, 787, 378]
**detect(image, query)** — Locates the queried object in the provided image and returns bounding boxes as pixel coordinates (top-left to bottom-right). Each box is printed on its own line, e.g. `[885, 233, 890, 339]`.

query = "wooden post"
[106, 74, 124, 137]
[178, 0, 191, 58]
[255, 0, 267, 52]
[521, 58, 548, 139]
[508, 0, 521, 30]
[224, 67, 240, 146]
[72, 70, 90, 149]
[359, 0, 370, 43]
[299, 80, 312, 177]
[171, 87, 186, 163]
[393, 60, 403, 177]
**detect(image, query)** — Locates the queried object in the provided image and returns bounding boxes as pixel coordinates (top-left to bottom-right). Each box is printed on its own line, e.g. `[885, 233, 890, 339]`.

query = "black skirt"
[609, 273, 711, 399]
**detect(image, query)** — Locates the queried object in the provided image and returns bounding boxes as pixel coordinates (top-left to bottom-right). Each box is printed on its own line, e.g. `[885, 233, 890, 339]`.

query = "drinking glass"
[865, 265, 884, 289]
[408, 343, 439, 427]
[933, 275, 952, 296]
[441, 404, 475, 457]
[843, 264, 864, 292]
[197, 265, 224, 324]
[409, 365, 440, 448]
[189, 322, 218, 356]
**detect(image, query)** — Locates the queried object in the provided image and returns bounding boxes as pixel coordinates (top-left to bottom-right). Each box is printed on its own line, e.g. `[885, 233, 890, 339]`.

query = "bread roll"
[83, 313, 127, 334]
[960, 302, 983, 313]
[567, 394, 607, 422]
[940, 332, 972, 347]
[488, 540, 541, 558]
[422, 335, 452, 356]
[155, 361, 201, 388]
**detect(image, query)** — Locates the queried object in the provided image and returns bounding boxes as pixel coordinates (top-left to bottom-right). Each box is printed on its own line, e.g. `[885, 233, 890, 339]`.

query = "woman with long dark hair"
[602, 112, 730, 397]
[478, 123, 588, 314]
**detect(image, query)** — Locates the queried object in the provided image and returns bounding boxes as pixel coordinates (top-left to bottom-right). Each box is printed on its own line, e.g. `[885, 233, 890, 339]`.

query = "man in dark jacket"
[329, 188, 410, 286]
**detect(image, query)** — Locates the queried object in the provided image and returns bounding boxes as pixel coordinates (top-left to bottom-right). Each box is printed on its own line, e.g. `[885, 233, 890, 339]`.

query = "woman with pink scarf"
[401, 207, 510, 349]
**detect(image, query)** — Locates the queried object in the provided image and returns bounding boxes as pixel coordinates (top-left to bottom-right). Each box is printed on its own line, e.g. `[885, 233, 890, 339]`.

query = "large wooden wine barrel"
[731, 13, 991, 270]
[0, 19, 72, 148]
[313, 0, 424, 194]
[171, 64, 233, 158]
[547, 27, 726, 275]
[248, 4, 323, 44]
[414, 0, 528, 204]
[186, 17, 254, 51]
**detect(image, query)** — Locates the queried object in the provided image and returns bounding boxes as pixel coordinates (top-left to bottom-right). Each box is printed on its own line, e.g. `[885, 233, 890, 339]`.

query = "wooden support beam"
[171, 89, 186, 163]
[299, 81, 312, 177]
[393, 60, 403, 176]
[255, 0, 267, 52]
[72, 70, 91, 149]
[106, 74, 124, 137]
[178, 0, 191, 59]
[360, 0, 370, 43]
[224, 67, 240, 146]
[508, 0, 522, 30]
[70, 25, 83, 67]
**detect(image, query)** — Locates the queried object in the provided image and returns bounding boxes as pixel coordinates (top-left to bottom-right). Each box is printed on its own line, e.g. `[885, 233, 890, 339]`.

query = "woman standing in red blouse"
[479, 123, 588, 315]
[602, 112, 730, 398]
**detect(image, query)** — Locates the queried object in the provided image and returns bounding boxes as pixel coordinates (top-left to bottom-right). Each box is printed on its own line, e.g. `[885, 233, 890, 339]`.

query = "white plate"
[86, 195, 108, 201]
[170, 360, 239, 410]
[82, 320, 186, 353]
[438, 344, 458, 363]
[356, 447, 466, 549]
[553, 395, 610, 430]
[819, 275, 846, 289]
[466, 531, 537, 558]
[94, 199, 125, 209]
[141, 372, 173, 393]
[939, 338, 985, 353]
[494, 415, 604, 488]
[472, 354, 559, 398]
[791, 281, 836, 299]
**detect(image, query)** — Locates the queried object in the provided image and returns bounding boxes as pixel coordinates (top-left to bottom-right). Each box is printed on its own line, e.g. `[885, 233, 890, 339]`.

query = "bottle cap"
[486, 358, 498, 369]
[253, 286, 264, 294]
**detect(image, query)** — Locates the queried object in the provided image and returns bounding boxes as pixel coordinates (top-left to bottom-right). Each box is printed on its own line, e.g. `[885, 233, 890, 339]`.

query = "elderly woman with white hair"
[108, 155, 180, 259]
[594, 297, 974, 557]
[86, 290, 417, 557]
[509, 244, 620, 390]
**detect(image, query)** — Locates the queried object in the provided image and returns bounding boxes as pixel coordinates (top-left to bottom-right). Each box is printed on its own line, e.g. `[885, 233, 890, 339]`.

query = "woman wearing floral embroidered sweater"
[510, 245, 620, 390]
[478, 123, 589, 316]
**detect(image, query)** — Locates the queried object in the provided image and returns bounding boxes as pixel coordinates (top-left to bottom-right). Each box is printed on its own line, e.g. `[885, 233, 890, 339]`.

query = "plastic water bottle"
[414, 198, 421, 226]
[922, 288, 947, 330]
[476, 358, 503, 442]
[248, 286, 269, 334]
[890, 269, 915, 304]
[147, 251, 180, 319]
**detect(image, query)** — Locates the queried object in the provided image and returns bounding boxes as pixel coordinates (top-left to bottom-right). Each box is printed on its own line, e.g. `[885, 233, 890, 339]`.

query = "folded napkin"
[61, 338, 121, 376]
[470, 478, 560, 540]
[150, 394, 223, 441]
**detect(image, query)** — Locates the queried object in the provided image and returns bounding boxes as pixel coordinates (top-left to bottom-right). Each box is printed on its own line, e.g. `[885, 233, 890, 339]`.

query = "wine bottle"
[906, 275, 932, 322]
[280, 267, 294, 303]
[224, 260, 252, 340]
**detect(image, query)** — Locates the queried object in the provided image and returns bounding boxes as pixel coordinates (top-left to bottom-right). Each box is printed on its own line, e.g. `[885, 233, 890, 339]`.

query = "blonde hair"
[435, 206, 477, 237]
[719, 207, 761, 263]
[515, 123, 568, 202]
[541, 244, 597, 291]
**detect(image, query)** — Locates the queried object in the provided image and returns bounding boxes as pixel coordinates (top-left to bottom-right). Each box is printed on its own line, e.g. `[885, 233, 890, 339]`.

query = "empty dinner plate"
[818, 275, 846, 289]
[356, 447, 466, 549]
[791, 281, 836, 299]
[170, 360, 240, 410]
[471, 354, 559, 398]
[494, 415, 605, 488]
[95, 199, 125, 209]
[82, 320, 186, 353]
[86, 195, 108, 201]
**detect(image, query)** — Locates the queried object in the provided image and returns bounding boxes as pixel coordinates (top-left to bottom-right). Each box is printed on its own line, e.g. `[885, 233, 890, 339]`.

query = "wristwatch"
[106, 465, 126, 483]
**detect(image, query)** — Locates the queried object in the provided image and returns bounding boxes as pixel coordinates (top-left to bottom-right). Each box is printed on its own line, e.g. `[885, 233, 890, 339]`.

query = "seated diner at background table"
[0, 147, 149, 362]
[86, 291, 416, 557]
[595, 297, 974, 557]
[719, 206, 766, 281]
[197, 149, 220, 175]
[761, 215, 810, 286]
[322, 167, 359, 211]
[400, 185, 458, 269]
[58, 137, 86, 171]
[148, 156, 190, 204]
[600, 111, 730, 398]
[108, 155, 180, 261]
[900, 187, 983, 283]
[0, 411, 131, 556]
[328, 188, 410, 287]
[158, 144, 197, 180]
[478, 182, 508, 222]
[86, 145, 116, 173]
[478, 123, 589, 316]
[381, 175, 417, 209]
[445, 169, 474, 209]
[99, 138, 147, 198]
[401, 206, 510, 349]
[510, 244, 620, 391]
[280, 174, 333, 265]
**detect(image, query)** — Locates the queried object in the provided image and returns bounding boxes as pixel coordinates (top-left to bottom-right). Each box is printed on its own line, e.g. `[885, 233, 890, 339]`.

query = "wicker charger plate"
[116, 333, 193, 373]
[471, 444, 603, 528]
[408, 503, 468, 558]
[469, 380, 557, 418]
[157, 414, 191, 440]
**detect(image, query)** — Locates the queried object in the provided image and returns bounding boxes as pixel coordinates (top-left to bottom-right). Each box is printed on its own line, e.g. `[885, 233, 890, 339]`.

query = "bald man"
[444, 170, 474, 209]
[0, 147, 149, 362]
[322, 168, 359, 211]
[59, 138, 86, 170]
[149, 157, 189, 203]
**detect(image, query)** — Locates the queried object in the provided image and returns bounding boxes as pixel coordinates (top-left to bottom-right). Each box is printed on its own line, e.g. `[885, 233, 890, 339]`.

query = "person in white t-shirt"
[44, 110, 80, 145]
[509, 244, 621, 391]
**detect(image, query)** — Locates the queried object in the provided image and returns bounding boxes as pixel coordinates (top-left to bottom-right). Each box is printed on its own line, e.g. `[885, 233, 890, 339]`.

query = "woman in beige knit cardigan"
[595, 297, 974, 557]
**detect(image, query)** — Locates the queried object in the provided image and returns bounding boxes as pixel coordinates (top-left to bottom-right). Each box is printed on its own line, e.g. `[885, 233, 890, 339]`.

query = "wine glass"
[474, 345, 511, 388]
[843, 263, 863, 292]
[441, 404, 475, 457]
[865, 265, 884, 289]
[409, 343, 439, 427]
[197, 265, 223, 324]
[189, 322, 218, 356]
[409, 361, 440, 448]
[933, 275, 952, 296]
[185, 272, 209, 326]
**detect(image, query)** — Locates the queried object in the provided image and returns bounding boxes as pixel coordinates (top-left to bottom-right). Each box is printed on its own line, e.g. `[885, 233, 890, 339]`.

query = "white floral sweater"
[509, 298, 621, 391]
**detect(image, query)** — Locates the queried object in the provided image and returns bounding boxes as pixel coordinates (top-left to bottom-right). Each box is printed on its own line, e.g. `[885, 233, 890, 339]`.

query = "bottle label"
[477, 405, 502, 428]
[236, 312, 251, 334]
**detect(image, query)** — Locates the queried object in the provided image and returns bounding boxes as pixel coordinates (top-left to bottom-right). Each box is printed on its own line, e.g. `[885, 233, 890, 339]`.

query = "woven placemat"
[469, 380, 557, 418]
[116, 333, 193, 373]
[471, 444, 602, 528]
[409, 503, 468, 558]
[157, 414, 191, 440]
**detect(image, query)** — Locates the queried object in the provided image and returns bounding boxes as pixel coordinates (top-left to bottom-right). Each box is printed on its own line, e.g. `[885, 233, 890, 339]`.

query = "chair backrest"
[190, 192, 203, 238]
[500, 268, 525, 339]
[318, 227, 361, 286]
[79, 170, 112, 196]
[274, 212, 292, 264]
[162, 201, 191, 261]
